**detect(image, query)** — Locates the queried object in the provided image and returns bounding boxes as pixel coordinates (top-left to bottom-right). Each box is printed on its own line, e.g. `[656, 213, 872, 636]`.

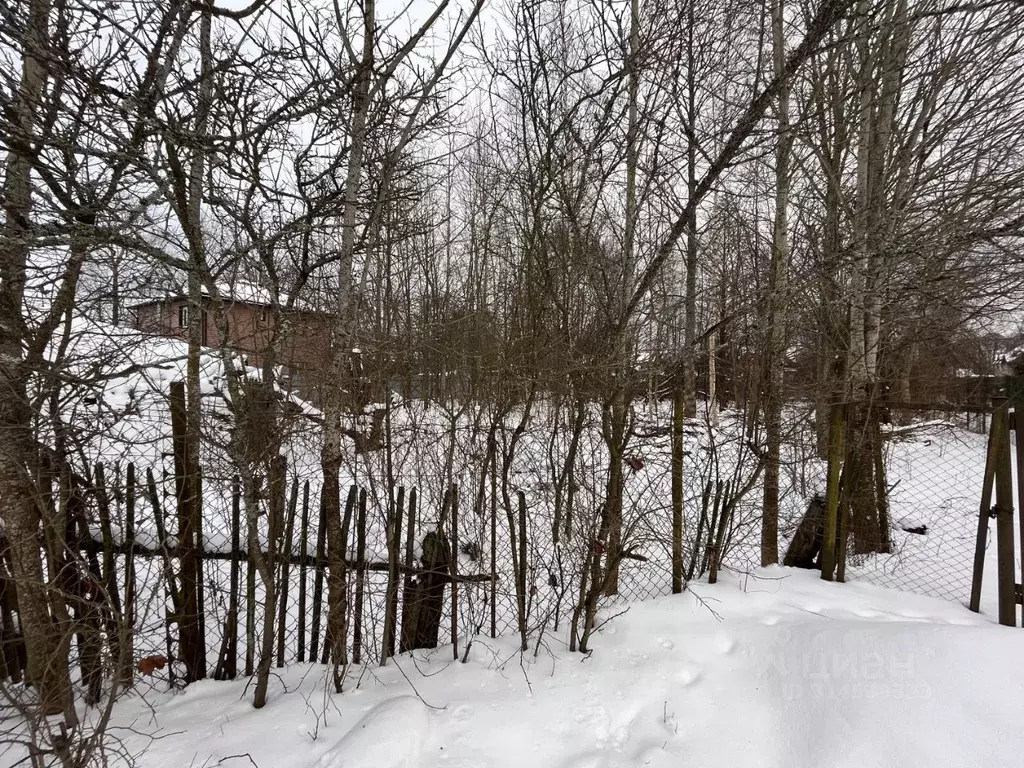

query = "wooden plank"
[94, 463, 121, 617]
[381, 486, 403, 665]
[217, 475, 241, 680]
[993, 401, 1017, 626]
[835, 434, 854, 583]
[847, 399, 996, 415]
[71, 534, 492, 581]
[1014, 410, 1024, 626]
[147, 466, 180, 689]
[490, 467, 497, 639]
[709, 483, 731, 585]
[95, 463, 124, 682]
[297, 481, 310, 662]
[406, 488, 417, 569]
[122, 463, 136, 688]
[310, 490, 327, 663]
[400, 488, 418, 653]
[517, 490, 527, 652]
[228, 476, 240, 678]
[277, 477, 299, 667]
[245, 538, 255, 677]
[195, 468, 206, 674]
[970, 407, 1001, 612]
[450, 484, 459, 661]
[352, 488, 367, 665]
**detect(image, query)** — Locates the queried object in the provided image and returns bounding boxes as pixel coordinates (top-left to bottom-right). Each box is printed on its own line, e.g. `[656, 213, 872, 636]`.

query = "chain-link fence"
[4, 400, 989, 696]
[841, 411, 986, 604]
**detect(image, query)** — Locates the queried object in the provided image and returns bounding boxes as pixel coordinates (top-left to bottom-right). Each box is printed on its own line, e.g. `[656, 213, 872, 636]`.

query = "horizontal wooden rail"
[75, 539, 492, 584]
[836, 400, 996, 415]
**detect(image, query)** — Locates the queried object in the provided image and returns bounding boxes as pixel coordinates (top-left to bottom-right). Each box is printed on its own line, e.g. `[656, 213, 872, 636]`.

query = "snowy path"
[59, 568, 1023, 768]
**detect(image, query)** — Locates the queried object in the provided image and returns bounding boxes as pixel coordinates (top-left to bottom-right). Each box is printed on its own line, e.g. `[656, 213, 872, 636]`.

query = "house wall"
[135, 300, 185, 339]
[133, 299, 331, 377]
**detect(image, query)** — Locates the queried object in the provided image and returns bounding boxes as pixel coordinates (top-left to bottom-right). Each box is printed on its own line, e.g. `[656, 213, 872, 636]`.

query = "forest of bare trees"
[2, 0, 1024, 764]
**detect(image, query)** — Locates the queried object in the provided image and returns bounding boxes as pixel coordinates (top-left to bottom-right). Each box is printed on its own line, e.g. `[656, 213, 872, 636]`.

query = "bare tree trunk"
[846, 0, 906, 555]
[604, 0, 641, 597]
[0, 0, 75, 720]
[253, 456, 284, 707]
[708, 327, 719, 428]
[682, 0, 699, 420]
[179, 5, 212, 685]
[671, 386, 685, 593]
[322, 0, 375, 688]
[761, 0, 792, 566]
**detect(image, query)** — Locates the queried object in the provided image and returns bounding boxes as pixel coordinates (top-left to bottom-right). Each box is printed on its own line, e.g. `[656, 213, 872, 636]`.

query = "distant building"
[130, 283, 331, 380]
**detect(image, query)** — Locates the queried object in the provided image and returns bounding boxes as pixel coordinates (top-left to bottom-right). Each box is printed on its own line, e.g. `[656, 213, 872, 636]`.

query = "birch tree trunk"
[602, 0, 641, 597]
[322, 0, 375, 689]
[708, 327, 719, 428]
[847, 0, 906, 555]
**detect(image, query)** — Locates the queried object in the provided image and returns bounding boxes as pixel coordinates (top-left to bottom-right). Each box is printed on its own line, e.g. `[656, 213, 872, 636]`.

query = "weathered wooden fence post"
[276, 478, 299, 667]
[1015, 406, 1024, 627]
[245, 525, 255, 677]
[196, 469, 206, 672]
[297, 481, 310, 662]
[122, 462, 136, 687]
[352, 488, 367, 665]
[310, 490, 327, 663]
[381, 486, 403, 664]
[992, 399, 1017, 626]
[517, 490, 528, 652]
[94, 462, 123, 677]
[490, 469, 497, 639]
[970, 402, 1001, 613]
[147, 467, 179, 688]
[169, 381, 204, 682]
[450, 484, 459, 661]
[399, 488, 418, 652]
[215, 476, 241, 680]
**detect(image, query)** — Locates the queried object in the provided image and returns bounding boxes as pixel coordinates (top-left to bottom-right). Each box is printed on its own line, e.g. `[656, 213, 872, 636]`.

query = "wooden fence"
[0, 464, 495, 693]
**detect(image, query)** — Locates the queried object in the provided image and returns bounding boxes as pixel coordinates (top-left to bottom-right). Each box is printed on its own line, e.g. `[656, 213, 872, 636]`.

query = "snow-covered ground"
[61, 567, 1023, 768]
[13, 320, 1022, 767]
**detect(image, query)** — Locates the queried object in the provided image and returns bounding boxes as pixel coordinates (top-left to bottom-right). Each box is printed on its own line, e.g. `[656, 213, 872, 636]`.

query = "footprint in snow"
[677, 665, 702, 686]
[715, 636, 737, 655]
[658, 637, 675, 650]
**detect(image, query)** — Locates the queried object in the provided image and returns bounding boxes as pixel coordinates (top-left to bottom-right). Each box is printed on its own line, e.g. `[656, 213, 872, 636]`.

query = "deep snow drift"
[45, 568, 1023, 768]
